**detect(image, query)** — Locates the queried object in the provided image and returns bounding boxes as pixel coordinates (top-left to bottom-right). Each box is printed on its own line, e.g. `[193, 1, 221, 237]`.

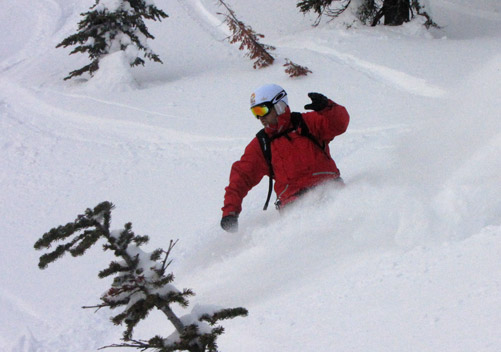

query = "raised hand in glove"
[304, 92, 329, 112]
[221, 214, 238, 233]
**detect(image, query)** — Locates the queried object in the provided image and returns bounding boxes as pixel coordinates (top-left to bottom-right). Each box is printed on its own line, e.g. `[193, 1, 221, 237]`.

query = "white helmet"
[250, 84, 288, 115]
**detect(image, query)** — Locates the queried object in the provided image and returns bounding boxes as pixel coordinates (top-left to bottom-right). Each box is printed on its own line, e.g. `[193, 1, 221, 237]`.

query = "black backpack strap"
[290, 112, 326, 152]
[256, 129, 274, 210]
[255, 114, 329, 211]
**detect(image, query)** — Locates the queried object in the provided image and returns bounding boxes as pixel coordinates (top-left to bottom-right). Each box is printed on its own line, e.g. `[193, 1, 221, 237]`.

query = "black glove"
[221, 215, 238, 233]
[304, 92, 329, 111]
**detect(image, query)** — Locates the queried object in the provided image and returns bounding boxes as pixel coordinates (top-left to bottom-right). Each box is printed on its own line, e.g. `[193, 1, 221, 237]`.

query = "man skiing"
[221, 84, 350, 232]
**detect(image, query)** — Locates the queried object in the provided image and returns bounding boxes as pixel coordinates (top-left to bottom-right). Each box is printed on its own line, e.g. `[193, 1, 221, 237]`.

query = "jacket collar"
[264, 107, 292, 136]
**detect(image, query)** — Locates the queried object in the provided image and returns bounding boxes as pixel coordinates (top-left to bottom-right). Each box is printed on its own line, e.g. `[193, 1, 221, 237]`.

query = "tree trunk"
[383, 0, 410, 25]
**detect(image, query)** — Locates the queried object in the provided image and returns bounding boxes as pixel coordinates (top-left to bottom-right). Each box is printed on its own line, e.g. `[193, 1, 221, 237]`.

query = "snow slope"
[1, 0, 500, 351]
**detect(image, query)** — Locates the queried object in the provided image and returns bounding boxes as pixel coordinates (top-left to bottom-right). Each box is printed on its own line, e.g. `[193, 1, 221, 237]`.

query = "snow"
[1, 0, 500, 351]
[95, 0, 126, 13]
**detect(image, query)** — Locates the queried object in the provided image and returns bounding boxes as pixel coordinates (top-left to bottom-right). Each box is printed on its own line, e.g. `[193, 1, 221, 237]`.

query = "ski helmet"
[250, 84, 288, 109]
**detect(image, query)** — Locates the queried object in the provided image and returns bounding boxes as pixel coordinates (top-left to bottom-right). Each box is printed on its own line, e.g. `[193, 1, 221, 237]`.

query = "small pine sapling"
[56, 0, 168, 80]
[217, 0, 312, 77]
[34, 201, 247, 352]
[283, 59, 312, 78]
[216, 0, 275, 69]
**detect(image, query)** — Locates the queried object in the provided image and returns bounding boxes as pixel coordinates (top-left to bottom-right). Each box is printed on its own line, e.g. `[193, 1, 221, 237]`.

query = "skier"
[221, 84, 350, 232]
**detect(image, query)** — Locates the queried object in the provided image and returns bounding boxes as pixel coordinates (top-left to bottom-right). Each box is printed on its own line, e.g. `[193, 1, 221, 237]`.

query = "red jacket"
[222, 101, 349, 217]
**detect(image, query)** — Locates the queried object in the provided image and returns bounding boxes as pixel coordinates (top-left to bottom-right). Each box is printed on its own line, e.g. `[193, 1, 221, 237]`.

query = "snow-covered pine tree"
[56, 0, 168, 80]
[297, 0, 437, 28]
[34, 201, 247, 352]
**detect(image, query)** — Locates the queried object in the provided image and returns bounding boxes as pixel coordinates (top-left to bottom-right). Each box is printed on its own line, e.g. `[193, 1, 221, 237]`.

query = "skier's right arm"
[222, 138, 269, 218]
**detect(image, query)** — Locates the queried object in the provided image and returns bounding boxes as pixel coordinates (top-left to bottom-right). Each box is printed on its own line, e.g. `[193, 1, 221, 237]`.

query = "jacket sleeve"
[303, 100, 350, 143]
[222, 137, 269, 217]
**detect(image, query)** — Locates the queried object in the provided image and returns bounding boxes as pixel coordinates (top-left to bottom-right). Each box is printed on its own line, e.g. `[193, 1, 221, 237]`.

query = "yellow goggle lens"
[251, 104, 270, 118]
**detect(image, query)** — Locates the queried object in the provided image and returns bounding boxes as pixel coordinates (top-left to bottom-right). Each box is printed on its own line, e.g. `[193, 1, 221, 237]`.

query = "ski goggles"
[250, 103, 273, 119]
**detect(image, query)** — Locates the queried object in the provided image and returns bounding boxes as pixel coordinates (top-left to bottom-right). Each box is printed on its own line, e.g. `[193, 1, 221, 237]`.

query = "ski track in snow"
[176, 0, 231, 40]
[0, 289, 48, 324]
[283, 40, 447, 98]
[46, 88, 192, 121]
[1, 81, 237, 149]
[0, 0, 62, 72]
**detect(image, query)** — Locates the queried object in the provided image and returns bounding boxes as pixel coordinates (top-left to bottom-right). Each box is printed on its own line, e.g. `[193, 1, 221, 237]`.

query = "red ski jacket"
[222, 101, 349, 217]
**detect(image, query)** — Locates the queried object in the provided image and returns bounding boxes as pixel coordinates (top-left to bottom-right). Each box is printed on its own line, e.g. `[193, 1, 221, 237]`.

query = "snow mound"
[81, 52, 139, 92]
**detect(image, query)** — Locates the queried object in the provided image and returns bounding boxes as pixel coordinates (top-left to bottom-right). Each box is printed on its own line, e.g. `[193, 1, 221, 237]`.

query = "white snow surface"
[1, 0, 500, 351]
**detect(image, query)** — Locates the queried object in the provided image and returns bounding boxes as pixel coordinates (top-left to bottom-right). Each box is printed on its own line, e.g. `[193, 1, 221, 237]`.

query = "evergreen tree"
[56, 0, 168, 80]
[34, 201, 247, 352]
[297, 0, 437, 28]
[297, 0, 352, 26]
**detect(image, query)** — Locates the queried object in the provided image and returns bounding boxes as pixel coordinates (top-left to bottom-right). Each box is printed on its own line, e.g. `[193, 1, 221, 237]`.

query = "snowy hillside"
[1, 0, 500, 351]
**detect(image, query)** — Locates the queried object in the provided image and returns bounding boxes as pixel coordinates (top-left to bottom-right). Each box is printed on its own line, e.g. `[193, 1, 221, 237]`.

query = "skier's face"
[258, 108, 278, 128]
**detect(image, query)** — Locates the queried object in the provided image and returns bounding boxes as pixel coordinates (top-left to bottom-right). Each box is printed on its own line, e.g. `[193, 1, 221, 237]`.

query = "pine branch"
[411, 0, 440, 29]
[199, 307, 249, 325]
[34, 201, 114, 268]
[98, 338, 153, 350]
[297, 0, 351, 26]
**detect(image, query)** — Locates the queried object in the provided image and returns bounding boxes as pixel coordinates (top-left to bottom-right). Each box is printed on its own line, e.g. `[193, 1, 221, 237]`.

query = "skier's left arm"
[303, 92, 350, 142]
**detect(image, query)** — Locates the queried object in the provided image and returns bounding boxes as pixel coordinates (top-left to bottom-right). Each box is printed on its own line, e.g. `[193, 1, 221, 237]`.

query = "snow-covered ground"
[1, 0, 500, 351]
